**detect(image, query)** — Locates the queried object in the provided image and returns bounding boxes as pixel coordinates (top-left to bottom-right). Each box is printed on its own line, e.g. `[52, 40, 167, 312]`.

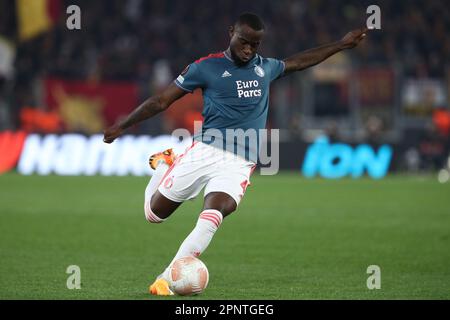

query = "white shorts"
[158, 141, 256, 206]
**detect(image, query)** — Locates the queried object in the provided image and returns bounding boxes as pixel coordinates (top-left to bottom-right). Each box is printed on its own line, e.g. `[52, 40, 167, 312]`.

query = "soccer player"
[103, 13, 368, 295]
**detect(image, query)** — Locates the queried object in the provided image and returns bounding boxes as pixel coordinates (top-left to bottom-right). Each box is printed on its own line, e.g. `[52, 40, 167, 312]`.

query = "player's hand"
[340, 27, 369, 49]
[103, 125, 123, 144]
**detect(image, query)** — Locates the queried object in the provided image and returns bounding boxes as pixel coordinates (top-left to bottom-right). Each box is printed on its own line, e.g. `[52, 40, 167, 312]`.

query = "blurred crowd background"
[0, 0, 449, 172]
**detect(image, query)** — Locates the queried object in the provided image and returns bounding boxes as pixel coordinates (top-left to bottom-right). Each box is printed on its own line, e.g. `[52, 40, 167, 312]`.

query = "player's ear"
[228, 26, 234, 38]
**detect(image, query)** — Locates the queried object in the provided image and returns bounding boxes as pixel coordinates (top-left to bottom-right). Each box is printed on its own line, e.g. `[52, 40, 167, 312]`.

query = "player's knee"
[204, 199, 237, 218]
[144, 201, 165, 224]
[220, 202, 237, 218]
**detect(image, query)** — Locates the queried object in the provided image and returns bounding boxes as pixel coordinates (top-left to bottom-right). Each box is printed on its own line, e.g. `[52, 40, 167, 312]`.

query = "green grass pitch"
[0, 172, 449, 299]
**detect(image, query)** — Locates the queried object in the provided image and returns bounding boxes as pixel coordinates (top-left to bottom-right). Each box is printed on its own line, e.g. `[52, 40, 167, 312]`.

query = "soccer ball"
[168, 256, 209, 295]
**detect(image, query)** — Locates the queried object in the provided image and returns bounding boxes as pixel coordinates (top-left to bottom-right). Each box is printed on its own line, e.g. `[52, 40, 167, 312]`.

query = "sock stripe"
[148, 215, 162, 223]
[200, 213, 221, 225]
[145, 201, 164, 223]
[199, 210, 223, 228]
[202, 209, 222, 220]
[148, 213, 163, 223]
[201, 210, 223, 222]
[200, 216, 220, 228]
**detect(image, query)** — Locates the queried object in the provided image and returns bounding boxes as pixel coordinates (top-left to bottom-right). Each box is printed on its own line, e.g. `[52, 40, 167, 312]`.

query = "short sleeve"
[174, 62, 205, 93]
[267, 58, 286, 81]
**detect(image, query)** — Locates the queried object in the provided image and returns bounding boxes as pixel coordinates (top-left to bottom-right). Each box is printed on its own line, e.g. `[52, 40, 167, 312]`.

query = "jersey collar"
[224, 48, 260, 67]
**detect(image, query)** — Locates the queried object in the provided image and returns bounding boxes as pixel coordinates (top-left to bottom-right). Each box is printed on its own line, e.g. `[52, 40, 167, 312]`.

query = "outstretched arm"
[283, 27, 368, 74]
[103, 82, 187, 143]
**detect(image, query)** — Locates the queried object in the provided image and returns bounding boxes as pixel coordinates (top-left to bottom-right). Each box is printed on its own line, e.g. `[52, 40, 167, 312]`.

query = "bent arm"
[283, 27, 368, 74]
[103, 82, 187, 143]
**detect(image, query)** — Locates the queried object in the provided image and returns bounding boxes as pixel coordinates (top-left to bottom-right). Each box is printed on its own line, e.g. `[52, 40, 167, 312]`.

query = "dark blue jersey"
[174, 50, 285, 162]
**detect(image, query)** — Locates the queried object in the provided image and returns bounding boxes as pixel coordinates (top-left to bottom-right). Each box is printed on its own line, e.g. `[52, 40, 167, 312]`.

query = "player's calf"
[144, 191, 181, 223]
[203, 192, 237, 218]
[144, 201, 166, 223]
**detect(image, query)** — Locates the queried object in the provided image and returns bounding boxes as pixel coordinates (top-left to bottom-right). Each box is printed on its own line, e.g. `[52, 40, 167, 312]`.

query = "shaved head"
[235, 13, 265, 31]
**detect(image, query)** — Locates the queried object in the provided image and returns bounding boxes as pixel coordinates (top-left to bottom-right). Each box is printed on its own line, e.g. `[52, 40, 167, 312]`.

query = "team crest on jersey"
[254, 65, 265, 77]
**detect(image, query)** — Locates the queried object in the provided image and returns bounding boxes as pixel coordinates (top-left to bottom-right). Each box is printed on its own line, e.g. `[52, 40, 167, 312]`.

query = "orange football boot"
[149, 148, 176, 170]
[149, 278, 174, 296]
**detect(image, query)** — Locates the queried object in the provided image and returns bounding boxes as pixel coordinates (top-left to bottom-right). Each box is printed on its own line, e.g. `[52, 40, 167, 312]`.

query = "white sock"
[144, 161, 169, 222]
[160, 209, 223, 280]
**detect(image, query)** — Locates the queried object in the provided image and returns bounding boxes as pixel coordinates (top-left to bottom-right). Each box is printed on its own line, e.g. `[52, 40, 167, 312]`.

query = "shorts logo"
[240, 180, 249, 193]
[254, 66, 265, 77]
[164, 176, 174, 189]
